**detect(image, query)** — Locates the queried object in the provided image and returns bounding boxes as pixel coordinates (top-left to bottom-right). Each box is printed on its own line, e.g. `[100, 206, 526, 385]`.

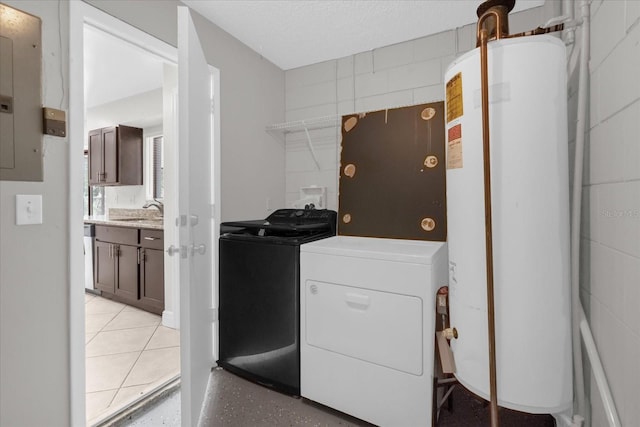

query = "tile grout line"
[104, 322, 162, 410]
[85, 295, 156, 421]
[85, 296, 180, 422]
[102, 349, 144, 410]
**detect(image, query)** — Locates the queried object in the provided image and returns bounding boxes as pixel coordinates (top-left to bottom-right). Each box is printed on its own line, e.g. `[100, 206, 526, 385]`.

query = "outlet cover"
[16, 194, 42, 225]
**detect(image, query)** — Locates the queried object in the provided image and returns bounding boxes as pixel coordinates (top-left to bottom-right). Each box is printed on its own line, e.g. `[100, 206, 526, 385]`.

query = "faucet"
[143, 200, 164, 215]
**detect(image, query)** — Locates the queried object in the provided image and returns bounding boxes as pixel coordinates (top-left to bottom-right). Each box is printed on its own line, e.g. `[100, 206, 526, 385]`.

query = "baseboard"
[162, 310, 176, 328]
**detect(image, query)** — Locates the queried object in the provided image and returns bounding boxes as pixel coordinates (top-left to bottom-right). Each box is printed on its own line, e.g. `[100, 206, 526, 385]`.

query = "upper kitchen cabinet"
[88, 125, 143, 185]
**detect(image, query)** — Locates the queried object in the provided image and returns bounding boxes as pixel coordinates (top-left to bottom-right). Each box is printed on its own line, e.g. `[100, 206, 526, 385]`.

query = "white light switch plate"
[16, 194, 42, 225]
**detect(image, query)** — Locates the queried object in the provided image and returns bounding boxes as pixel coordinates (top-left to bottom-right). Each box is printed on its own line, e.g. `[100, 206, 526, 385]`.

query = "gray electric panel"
[0, 3, 43, 182]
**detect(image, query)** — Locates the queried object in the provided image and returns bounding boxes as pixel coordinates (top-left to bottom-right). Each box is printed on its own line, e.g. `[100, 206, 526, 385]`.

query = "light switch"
[16, 194, 42, 225]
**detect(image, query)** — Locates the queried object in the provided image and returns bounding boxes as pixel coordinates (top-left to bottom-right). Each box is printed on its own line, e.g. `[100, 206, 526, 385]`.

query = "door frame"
[68, 2, 178, 424]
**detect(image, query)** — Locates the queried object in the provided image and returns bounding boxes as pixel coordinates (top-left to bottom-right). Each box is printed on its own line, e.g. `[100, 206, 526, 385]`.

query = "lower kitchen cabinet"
[93, 225, 164, 314]
[114, 244, 139, 302]
[140, 229, 164, 312]
[95, 240, 116, 293]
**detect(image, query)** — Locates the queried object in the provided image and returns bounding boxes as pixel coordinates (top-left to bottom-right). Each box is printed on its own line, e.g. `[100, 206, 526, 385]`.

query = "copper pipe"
[476, 9, 505, 45]
[479, 24, 500, 427]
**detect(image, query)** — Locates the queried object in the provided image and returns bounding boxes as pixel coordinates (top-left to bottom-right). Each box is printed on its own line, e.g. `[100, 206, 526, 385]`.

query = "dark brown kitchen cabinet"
[114, 244, 139, 303]
[95, 240, 116, 293]
[93, 225, 164, 314]
[140, 229, 164, 312]
[94, 226, 138, 302]
[88, 125, 143, 186]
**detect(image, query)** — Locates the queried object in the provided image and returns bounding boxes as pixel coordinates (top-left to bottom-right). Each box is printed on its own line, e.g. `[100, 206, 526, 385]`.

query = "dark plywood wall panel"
[338, 102, 446, 241]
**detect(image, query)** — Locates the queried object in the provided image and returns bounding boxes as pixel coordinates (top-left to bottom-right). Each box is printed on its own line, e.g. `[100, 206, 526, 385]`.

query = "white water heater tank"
[444, 35, 572, 414]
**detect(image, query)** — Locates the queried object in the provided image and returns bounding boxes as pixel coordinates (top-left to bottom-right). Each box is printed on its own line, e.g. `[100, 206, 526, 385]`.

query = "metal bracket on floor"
[433, 376, 458, 425]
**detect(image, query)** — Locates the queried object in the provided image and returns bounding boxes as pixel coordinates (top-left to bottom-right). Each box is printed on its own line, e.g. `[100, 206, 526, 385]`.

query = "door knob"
[190, 243, 206, 256]
[166, 245, 186, 258]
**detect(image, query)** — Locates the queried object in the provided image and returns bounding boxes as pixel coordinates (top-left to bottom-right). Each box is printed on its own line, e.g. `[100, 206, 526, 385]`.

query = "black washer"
[218, 208, 337, 396]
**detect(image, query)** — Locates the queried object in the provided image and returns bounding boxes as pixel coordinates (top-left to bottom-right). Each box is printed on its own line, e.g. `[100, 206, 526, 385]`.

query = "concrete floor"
[122, 368, 556, 426]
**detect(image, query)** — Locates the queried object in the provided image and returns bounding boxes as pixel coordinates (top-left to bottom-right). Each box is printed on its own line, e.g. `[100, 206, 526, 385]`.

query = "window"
[84, 150, 105, 216]
[146, 135, 164, 200]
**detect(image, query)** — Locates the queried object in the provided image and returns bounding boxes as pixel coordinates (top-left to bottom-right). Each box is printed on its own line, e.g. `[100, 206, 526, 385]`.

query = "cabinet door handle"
[137, 248, 141, 265]
[108, 243, 112, 258]
[144, 237, 157, 241]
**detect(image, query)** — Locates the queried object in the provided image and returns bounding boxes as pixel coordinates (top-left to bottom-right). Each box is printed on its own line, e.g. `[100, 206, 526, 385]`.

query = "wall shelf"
[266, 115, 341, 170]
[265, 115, 340, 133]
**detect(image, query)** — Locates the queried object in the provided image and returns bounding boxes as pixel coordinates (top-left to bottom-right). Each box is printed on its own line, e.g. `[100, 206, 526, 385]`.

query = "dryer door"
[305, 280, 423, 375]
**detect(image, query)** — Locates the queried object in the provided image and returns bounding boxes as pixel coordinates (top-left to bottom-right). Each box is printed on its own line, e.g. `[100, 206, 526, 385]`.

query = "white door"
[176, 6, 215, 425]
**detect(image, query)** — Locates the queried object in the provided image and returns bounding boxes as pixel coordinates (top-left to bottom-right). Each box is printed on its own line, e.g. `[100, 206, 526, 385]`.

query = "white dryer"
[300, 236, 448, 427]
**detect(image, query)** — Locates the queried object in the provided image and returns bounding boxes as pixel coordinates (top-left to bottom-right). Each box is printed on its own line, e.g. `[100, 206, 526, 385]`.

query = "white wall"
[86, 0, 287, 222]
[580, 1, 640, 425]
[86, 88, 163, 131]
[0, 1, 71, 426]
[283, 7, 548, 211]
[1, 0, 284, 425]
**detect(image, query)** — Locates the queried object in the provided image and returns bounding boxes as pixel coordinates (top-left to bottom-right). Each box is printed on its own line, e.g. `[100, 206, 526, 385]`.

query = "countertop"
[84, 208, 164, 230]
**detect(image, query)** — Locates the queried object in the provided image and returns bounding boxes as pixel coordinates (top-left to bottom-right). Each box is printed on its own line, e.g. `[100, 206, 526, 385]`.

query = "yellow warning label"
[446, 73, 463, 123]
[447, 124, 463, 169]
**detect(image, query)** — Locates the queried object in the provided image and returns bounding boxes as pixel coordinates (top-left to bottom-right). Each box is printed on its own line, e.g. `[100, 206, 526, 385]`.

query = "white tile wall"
[596, 24, 640, 121]
[286, 103, 339, 122]
[412, 30, 456, 62]
[336, 56, 354, 79]
[286, 80, 337, 110]
[372, 42, 414, 71]
[387, 59, 442, 92]
[597, 305, 626, 422]
[621, 252, 640, 336]
[627, 0, 640, 30]
[354, 70, 390, 98]
[284, 8, 545, 211]
[354, 90, 415, 113]
[354, 51, 374, 75]
[590, 0, 627, 68]
[286, 60, 337, 89]
[580, 187, 589, 239]
[337, 77, 354, 102]
[622, 331, 640, 426]
[589, 67, 601, 127]
[413, 84, 446, 105]
[584, 1, 640, 424]
[589, 119, 625, 185]
[624, 103, 640, 181]
[455, 24, 477, 54]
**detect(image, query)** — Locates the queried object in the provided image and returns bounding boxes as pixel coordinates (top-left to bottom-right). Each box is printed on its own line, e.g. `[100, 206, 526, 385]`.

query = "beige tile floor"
[85, 293, 180, 425]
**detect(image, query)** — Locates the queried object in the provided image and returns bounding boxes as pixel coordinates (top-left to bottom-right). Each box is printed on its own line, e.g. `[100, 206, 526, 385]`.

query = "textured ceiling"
[181, 0, 545, 70]
[84, 0, 545, 108]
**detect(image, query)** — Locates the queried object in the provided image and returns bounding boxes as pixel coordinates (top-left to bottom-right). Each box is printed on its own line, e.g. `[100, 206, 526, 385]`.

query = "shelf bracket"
[265, 115, 340, 172]
[302, 121, 321, 170]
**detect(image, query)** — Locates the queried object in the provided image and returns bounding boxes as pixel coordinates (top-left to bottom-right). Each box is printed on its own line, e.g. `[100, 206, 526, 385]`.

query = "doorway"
[69, 2, 181, 425]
